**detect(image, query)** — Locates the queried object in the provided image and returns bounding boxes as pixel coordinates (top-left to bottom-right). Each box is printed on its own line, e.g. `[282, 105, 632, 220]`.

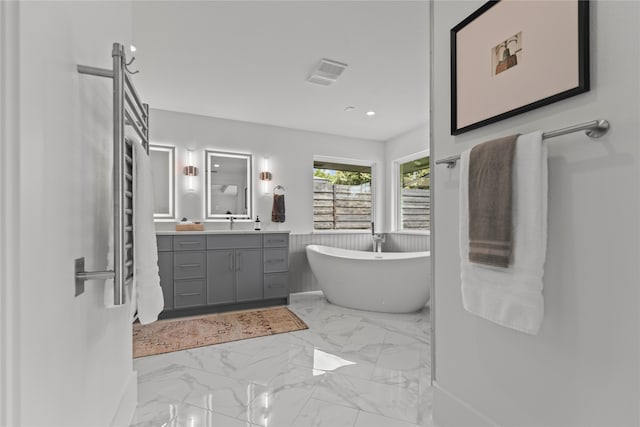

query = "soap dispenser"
[254, 216, 261, 231]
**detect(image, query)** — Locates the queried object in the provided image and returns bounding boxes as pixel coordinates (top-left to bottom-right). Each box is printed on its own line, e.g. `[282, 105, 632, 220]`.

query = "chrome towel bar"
[435, 119, 610, 168]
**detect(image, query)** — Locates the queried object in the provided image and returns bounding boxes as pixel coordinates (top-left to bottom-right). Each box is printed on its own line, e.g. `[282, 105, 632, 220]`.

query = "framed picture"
[450, 0, 589, 135]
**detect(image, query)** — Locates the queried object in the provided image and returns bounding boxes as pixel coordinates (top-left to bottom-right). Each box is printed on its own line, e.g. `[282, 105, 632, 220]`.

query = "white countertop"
[156, 229, 290, 235]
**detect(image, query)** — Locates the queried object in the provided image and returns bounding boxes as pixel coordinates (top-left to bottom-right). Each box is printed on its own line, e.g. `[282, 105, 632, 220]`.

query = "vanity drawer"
[264, 248, 288, 273]
[173, 235, 206, 251]
[173, 252, 206, 279]
[263, 234, 289, 248]
[207, 234, 262, 250]
[174, 279, 206, 308]
[264, 272, 289, 299]
[156, 236, 173, 252]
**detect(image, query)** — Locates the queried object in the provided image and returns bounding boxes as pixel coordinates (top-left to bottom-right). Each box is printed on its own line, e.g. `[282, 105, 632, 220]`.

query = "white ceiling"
[132, 1, 429, 141]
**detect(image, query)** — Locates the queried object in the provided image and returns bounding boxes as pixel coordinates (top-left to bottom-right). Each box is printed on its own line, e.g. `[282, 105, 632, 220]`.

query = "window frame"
[312, 155, 377, 233]
[392, 150, 430, 234]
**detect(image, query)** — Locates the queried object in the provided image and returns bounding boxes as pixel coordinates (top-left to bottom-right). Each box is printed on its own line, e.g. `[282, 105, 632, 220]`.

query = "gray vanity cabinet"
[206, 249, 235, 305]
[263, 234, 289, 298]
[173, 251, 206, 308]
[235, 248, 263, 302]
[171, 236, 207, 309]
[156, 236, 174, 310]
[157, 232, 289, 319]
[157, 252, 174, 309]
[206, 235, 264, 304]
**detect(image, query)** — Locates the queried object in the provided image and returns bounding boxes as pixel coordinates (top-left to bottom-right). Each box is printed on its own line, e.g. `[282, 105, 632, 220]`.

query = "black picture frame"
[450, 0, 590, 135]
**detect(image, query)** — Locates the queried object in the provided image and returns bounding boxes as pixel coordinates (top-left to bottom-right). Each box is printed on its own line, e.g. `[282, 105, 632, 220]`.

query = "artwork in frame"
[450, 0, 589, 135]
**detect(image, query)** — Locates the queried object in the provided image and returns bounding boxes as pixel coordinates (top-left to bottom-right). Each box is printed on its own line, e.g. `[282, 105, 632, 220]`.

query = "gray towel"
[272, 194, 285, 223]
[468, 134, 518, 268]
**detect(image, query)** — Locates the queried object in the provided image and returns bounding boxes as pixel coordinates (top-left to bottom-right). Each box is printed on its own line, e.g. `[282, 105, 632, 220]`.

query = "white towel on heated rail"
[105, 138, 164, 325]
[131, 139, 164, 324]
[459, 131, 548, 335]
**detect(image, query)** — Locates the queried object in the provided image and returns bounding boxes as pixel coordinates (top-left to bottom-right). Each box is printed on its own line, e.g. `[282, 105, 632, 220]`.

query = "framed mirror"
[205, 150, 252, 220]
[149, 144, 176, 220]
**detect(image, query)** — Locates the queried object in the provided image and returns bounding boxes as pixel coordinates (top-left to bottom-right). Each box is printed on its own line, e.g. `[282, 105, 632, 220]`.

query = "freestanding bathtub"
[305, 244, 430, 313]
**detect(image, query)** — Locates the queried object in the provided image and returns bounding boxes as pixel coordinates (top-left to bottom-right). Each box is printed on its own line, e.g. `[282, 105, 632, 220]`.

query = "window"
[313, 159, 372, 230]
[398, 156, 430, 231]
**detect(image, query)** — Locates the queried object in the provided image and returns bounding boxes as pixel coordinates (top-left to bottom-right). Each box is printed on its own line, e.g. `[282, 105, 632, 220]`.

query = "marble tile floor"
[131, 291, 434, 427]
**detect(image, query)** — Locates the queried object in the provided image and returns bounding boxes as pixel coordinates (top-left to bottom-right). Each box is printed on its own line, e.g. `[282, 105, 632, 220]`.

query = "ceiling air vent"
[306, 58, 348, 86]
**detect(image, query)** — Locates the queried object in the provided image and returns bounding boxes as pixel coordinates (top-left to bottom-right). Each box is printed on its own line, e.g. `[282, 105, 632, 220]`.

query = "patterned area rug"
[133, 306, 308, 358]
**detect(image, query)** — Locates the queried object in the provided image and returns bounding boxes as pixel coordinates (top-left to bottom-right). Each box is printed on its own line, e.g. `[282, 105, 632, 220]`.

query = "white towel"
[459, 131, 548, 335]
[105, 139, 164, 325]
[131, 139, 164, 324]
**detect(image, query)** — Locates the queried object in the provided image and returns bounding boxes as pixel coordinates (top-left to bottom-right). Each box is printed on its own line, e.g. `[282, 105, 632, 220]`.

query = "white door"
[0, 1, 21, 425]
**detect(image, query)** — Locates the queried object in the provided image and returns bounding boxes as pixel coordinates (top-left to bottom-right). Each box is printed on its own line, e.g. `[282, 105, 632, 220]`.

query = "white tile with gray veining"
[131, 291, 432, 427]
[311, 372, 420, 424]
[292, 398, 360, 427]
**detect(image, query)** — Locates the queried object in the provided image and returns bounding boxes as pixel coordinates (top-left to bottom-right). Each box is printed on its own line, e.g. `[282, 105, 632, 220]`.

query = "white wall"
[384, 124, 429, 232]
[16, 2, 136, 426]
[432, 1, 639, 426]
[150, 108, 386, 234]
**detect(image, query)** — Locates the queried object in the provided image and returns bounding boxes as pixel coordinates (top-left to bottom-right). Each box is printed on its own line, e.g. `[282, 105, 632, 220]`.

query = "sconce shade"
[184, 165, 199, 176]
[259, 171, 272, 181]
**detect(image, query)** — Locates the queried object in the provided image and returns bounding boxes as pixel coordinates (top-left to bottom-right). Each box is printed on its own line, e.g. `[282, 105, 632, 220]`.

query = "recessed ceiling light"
[344, 106, 355, 112]
[130, 45, 137, 53]
[366, 111, 376, 116]
[213, 164, 220, 168]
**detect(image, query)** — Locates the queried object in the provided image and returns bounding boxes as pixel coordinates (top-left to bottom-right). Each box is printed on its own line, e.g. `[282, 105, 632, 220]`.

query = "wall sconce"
[259, 156, 272, 195]
[184, 149, 198, 192]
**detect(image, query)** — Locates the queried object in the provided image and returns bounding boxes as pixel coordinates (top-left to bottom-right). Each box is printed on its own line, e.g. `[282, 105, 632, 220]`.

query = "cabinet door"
[157, 252, 173, 310]
[207, 250, 235, 305]
[236, 248, 263, 302]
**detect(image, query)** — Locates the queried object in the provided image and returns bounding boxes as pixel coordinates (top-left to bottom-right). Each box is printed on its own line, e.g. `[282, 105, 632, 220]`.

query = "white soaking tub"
[305, 245, 430, 313]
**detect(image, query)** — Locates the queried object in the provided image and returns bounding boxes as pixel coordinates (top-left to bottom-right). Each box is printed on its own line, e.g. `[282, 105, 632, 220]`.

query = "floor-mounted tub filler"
[306, 244, 430, 313]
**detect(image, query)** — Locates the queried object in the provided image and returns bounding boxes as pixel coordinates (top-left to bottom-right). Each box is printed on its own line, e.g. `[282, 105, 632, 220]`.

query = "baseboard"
[433, 381, 498, 427]
[110, 370, 138, 427]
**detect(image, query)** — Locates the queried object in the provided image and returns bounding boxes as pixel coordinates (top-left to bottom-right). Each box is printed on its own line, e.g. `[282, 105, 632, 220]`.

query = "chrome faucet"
[371, 222, 385, 253]
[372, 234, 385, 253]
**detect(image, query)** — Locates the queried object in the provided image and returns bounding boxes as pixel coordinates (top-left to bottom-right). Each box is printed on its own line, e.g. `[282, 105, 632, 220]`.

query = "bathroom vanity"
[155, 230, 290, 319]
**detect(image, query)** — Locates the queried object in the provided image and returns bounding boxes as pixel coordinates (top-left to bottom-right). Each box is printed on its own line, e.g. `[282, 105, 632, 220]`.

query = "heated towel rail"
[74, 43, 150, 306]
[435, 119, 610, 168]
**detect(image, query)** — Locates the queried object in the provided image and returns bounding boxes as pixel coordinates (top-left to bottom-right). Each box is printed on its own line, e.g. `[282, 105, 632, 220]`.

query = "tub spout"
[372, 233, 385, 253]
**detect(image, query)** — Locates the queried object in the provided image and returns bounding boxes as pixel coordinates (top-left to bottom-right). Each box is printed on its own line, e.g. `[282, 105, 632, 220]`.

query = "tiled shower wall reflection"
[289, 233, 430, 293]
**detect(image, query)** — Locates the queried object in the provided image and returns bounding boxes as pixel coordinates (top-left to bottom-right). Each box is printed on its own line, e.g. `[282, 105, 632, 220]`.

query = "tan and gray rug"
[133, 306, 308, 358]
